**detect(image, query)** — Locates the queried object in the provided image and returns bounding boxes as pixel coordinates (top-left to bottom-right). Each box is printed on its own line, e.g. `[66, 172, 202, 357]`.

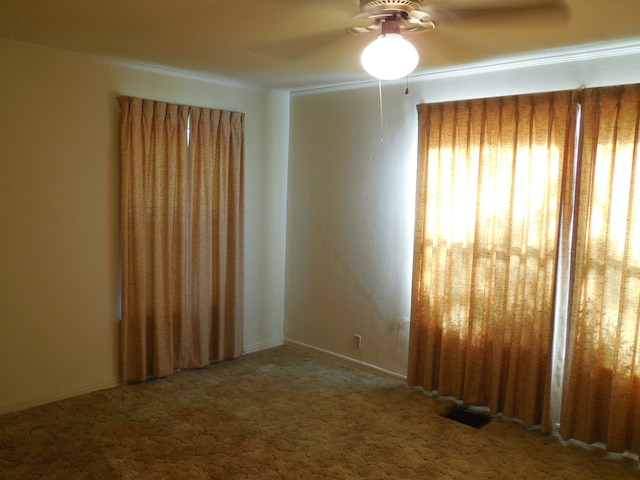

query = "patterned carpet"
[0, 344, 638, 479]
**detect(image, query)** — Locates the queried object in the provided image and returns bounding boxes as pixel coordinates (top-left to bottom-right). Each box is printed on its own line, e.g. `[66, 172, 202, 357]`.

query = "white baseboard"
[0, 377, 122, 415]
[242, 338, 284, 355]
[284, 339, 407, 381]
[1, 339, 403, 415]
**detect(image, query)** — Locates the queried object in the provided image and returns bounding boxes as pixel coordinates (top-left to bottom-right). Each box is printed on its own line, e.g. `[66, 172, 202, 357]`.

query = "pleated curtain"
[409, 85, 640, 454]
[119, 96, 244, 382]
[407, 92, 577, 430]
[560, 85, 640, 453]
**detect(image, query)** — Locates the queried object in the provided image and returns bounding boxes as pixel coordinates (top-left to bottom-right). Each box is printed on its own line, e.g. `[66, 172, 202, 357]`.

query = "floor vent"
[442, 406, 492, 429]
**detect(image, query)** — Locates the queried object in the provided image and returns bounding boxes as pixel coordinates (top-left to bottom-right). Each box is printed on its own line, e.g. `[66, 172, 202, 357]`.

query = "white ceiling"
[1, 0, 639, 91]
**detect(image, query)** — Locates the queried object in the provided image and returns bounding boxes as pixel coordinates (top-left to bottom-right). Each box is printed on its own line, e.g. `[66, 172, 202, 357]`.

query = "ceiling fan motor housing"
[360, 0, 424, 16]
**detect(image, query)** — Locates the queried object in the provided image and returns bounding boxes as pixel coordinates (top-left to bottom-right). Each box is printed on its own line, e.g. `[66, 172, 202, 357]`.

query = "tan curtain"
[119, 96, 244, 382]
[560, 85, 640, 453]
[408, 92, 576, 429]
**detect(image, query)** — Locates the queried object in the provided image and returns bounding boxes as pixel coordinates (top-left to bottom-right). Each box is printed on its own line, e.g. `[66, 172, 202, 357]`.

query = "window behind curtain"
[560, 85, 640, 453]
[409, 85, 640, 455]
[118, 96, 244, 382]
[407, 92, 577, 429]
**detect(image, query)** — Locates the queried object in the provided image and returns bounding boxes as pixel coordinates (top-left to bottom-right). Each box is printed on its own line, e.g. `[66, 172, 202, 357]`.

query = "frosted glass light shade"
[360, 33, 419, 80]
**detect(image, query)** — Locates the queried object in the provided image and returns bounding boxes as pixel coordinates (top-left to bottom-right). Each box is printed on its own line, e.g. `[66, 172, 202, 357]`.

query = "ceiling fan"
[250, 1, 570, 81]
[348, 0, 569, 35]
[347, 0, 570, 79]
[347, 0, 437, 36]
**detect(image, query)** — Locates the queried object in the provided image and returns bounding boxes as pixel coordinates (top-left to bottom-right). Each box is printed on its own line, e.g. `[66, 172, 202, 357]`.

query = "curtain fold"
[189, 107, 245, 363]
[408, 92, 576, 429]
[119, 96, 244, 382]
[560, 85, 640, 453]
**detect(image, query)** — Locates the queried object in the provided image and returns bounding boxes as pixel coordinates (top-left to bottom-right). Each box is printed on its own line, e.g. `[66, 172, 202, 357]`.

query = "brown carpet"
[1, 344, 638, 479]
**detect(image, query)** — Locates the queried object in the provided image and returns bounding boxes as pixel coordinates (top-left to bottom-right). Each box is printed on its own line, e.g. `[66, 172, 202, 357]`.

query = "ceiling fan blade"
[273, 0, 359, 16]
[423, 0, 570, 26]
[246, 29, 350, 62]
[347, 24, 379, 36]
[414, 28, 492, 66]
[402, 15, 435, 32]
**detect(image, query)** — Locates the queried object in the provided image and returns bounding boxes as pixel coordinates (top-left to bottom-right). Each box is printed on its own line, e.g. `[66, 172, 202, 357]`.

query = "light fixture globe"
[361, 33, 419, 80]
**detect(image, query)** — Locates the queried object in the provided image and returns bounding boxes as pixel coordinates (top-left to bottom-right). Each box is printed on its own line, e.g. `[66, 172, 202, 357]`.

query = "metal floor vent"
[442, 406, 492, 429]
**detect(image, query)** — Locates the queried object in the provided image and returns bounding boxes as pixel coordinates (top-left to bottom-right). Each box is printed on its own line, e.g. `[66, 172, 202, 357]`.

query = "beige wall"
[0, 39, 289, 413]
[285, 43, 640, 377]
[2, 35, 639, 414]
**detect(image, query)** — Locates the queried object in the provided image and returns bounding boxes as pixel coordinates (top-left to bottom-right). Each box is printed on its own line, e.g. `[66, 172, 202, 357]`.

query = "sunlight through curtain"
[119, 97, 244, 382]
[560, 85, 640, 453]
[408, 92, 576, 429]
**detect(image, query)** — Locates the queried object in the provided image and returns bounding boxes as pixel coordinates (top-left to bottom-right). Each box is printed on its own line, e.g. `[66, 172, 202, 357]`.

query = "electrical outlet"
[354, 334, 362, 350]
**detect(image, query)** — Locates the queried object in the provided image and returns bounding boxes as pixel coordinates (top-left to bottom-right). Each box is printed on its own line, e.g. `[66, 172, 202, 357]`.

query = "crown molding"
[413, 37, 640, 82]
[291, 37, 640, 95]
[105, 56, 263, 91]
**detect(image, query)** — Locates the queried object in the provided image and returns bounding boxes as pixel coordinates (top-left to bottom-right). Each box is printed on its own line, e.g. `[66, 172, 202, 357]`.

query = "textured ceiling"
[1, 0, 639, 91]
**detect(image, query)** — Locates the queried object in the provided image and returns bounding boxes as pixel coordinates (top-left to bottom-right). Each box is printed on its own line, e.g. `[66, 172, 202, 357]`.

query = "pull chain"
[377, 77, 409, 142]
[378, 78, 384, 143]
